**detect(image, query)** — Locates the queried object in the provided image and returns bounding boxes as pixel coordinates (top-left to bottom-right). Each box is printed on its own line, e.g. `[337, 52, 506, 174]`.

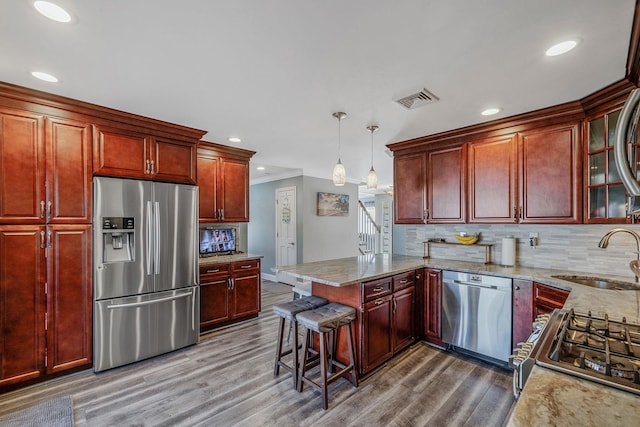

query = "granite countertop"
[199, 253, 263, 265]
[273, 254, 425, 286]
[274, 254, 640, 425]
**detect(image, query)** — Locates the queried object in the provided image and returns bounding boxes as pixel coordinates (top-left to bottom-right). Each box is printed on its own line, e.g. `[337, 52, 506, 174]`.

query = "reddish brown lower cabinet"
[392, 286, 415, 353]
[424, 268, 443, 345]
[199, 259, 261, 331]
[0, 224, 92, 390]
[362, 293, 393, 373]
[46, 225, 92, 373]
[313, 270, 417, 377]
[512, 279, 534, 346]
[534, 282, 569, 317]
[0, 226, 46, 387]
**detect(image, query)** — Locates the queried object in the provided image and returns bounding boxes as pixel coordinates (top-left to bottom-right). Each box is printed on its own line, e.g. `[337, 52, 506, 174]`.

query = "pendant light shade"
[332, 112, 347, 186]
[366, 125, 379, 189]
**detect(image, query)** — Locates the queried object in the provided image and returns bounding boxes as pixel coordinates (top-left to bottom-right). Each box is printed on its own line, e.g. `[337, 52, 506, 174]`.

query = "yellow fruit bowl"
[454, 234, 479, 245]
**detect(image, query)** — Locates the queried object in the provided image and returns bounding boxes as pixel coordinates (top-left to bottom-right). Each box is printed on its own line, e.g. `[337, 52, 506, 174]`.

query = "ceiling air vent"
[394, 88, 439, 110]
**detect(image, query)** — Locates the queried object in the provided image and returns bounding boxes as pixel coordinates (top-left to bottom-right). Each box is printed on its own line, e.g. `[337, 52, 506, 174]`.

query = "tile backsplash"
[398, 224, 640, 281]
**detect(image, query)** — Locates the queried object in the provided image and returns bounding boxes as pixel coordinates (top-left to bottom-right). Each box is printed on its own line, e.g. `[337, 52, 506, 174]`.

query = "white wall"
[248, 175, 359, 276]
[301, 176, 360, 262]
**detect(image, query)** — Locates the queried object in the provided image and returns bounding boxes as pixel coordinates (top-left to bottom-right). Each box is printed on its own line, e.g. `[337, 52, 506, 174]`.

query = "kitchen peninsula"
[275, 253, 640, 426]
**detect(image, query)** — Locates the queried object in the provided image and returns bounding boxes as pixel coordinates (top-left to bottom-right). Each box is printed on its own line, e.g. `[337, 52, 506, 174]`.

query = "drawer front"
[393, 271, 415, 292]
[231, 259, 260, 273]
[363, 278, 392, 302]
[534, 282, 569, 308]
[199, 263, 230, 282]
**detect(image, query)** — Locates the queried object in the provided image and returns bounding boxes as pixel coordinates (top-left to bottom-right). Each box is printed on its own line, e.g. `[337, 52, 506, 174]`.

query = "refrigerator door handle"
[107, 290, 192, 309]
[146, 201, 153, 275]
[154, 201, 160, 274]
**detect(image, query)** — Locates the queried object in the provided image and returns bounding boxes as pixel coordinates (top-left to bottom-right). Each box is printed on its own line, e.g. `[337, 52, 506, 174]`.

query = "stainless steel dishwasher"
[441, 271, 512, 363]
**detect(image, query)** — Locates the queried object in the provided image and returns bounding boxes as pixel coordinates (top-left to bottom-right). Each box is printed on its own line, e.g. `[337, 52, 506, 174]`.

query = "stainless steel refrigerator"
[93, 177, 199, 372]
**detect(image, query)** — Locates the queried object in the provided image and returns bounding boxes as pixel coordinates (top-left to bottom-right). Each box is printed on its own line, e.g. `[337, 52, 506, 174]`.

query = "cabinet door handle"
[146, 159, 151, 174]
[220, 209, 224, 220]
[40, 201, 45, 219]
[399, 279, 408, 284]
[46, 201, 52, 220]
[40, 230, 45, 248]
[150, 160, 155, 174]
[227, 278, 233, 289]
[374, 298, 384, 306]
[373, 286, 384, 292]
[47, 229, 52, 248]
[206, 268, 220, 273]
[514, 285, 520, 290]
[519, 206, 523, 219]
[513, 206, 518, 220]
[393, 298, 397, 312]
[240, 265, 252, 269]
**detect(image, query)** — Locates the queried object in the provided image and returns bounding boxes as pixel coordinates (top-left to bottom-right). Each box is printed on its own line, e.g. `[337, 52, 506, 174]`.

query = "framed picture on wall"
[317, 192, 349, 216]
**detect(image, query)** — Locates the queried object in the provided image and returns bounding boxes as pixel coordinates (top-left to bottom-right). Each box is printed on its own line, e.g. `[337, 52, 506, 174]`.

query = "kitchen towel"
[501, 236, 516, 266]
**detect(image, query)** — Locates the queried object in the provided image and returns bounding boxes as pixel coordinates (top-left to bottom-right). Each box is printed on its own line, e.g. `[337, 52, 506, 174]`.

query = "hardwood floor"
[0, 280, 515, 426]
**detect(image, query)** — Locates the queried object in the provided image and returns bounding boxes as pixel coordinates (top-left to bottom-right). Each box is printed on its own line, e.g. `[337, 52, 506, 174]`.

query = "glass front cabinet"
[585, 108, 636, 223]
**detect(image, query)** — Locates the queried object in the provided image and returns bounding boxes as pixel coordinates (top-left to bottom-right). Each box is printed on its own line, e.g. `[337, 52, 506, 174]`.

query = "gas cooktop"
[536, 309, 640, 396]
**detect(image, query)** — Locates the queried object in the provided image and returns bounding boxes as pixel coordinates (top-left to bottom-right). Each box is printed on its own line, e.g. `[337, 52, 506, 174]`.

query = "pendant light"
[366, 125, 379, 189]
[332, 112, 347, 186]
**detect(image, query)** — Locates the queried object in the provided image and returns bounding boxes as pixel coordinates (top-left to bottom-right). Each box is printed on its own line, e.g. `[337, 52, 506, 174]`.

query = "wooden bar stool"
[296, 302, 359, 410]
[272, 296, 328, 388]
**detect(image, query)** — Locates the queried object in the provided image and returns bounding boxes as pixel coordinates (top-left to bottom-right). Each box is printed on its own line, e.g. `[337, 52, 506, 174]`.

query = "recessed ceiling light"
[228, 137, 241, 143]
[481, 107, 501, 116]
[33, 1, 71, 23]
[31, 71, 59, 82]
[256, 166, 265, 171]
[545, 40, 578, 57]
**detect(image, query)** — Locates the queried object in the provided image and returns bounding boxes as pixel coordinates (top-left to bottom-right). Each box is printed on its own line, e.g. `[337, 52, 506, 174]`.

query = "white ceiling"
[0, 1, 636, 194]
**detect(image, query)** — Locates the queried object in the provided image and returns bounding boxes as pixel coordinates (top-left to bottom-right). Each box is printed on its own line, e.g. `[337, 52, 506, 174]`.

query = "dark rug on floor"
[0, 395, 73, 427]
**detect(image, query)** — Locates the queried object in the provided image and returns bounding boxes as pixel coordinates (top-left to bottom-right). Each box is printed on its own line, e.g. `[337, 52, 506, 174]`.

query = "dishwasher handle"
[450, 279, 498, 290]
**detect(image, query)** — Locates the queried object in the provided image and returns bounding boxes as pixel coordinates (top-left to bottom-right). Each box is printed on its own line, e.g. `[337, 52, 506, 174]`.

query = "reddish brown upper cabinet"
[468, 123, 581, 224]
[394, 153, 426, 224]
[584, 106, 631, 223]
[428, 146, 466, 223]
[0, 108, 45, 224]
[93, 125, 197, 184]
[394, 146, 465, 224]
[519, 124, 582, 224]
[197, 142, 255, 223]
[468, 134, 518, 223]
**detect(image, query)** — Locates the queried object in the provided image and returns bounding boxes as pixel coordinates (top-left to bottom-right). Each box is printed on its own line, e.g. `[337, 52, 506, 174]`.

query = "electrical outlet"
[529, 232, 539, 247]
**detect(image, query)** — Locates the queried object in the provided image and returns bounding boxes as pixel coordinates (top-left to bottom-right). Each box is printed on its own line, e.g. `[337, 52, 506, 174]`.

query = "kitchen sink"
[551, 275, 640, 290]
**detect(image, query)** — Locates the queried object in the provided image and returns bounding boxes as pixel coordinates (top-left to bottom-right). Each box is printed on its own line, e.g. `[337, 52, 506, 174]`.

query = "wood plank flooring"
[0, 280, 515, 426]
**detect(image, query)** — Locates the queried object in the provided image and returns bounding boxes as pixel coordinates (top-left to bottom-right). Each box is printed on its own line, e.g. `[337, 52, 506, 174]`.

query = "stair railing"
[358, 200, 381, 255]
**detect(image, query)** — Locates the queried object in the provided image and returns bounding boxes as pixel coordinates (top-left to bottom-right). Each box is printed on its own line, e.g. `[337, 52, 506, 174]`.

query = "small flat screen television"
[199, 226, 237, 257]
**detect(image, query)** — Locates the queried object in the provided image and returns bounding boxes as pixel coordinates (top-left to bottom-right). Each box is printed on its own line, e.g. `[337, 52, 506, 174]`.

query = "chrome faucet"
[598, 228, 640, 282]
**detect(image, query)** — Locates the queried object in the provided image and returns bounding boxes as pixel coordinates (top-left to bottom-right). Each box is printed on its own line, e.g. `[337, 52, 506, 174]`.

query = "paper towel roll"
[501, 236, 516, 266]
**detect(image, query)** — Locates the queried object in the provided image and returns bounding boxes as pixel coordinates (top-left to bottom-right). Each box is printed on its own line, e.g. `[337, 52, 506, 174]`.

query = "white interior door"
[276, 186, 297, 285]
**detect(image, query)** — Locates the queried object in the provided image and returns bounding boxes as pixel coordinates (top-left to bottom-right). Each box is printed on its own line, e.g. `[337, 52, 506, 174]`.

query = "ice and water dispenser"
[102, 217, 134, 262]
